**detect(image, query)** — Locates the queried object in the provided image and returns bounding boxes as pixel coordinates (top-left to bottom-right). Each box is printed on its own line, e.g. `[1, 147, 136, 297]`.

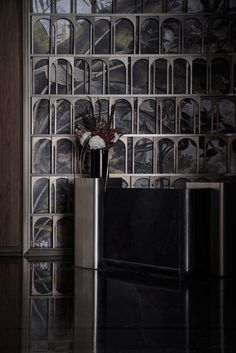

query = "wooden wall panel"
[0, 0, 22, 250]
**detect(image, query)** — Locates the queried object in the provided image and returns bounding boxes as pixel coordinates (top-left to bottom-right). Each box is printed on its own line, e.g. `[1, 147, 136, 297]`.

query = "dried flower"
[88, 135, 106, 150]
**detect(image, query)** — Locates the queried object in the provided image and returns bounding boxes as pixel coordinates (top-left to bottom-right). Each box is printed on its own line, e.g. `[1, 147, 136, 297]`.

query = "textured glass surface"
[184, 18, 202, 54]
[133, 178, 150, 188]
[166, 0, 184, 12]
[33, 139, 51, 174]
[206, 138, 226, 173]
[95, 20, 110, 54]
[172, 178, 190, 187]
[217, 99, 235, 133]
[192, 59, 207, 94]
[162, 99, 175, 134]
[54, 298, 73, 337]
[56, 263, 74, 293]
[56, 217, 74, 248]
[200, 99, 212, 134]
[115, 99, 132, 133]
[151, 59, 168, 94]
[180, 99, 199, 134]
[33, 19, 50, 54]
[31, 299, 48, 338]
[56, 100, 71, 134]
[34, 59, 49, 94]
[115, 19, 134, 54]
[75, 99, 93, 126]
[91, 60, 107, 94]
[56, 0, 71, 13]
[174, 59, 188, 94]
[33, 179, 49, 213]
[116, 0, 136, 13]
[162, 19, 181, 54]
[134, 139, 153, 173]
[75, 19, 91, 54]
[74, 59, 89, 94]
[34, 217, 52, 248]
[50, 59, 72, 94]
[210, 18, 230, 53]
[77, 0, 92, 13]
[56, 179, 69, 213]
[141, 19, 159, 54]
[34, 99, 50, 134]
[133, 60, 148, 94]
[95, 99, 109, 121]
[109, 141, 125, 174]
[157, 139, 174, 173]
[139, 99, 156, 134]
[187, 0, 204, 12]
[143, 0, 162, 12]
[178, 139, 197, 173]
[211, 58, 230, 93]
[33, 263, 52, 294]
[96, 0, 112, 12]
[153, 178, 170, 188]
[32, 0, 51, 13]
[56, 139, 73, 174]
[109, 60, 126, 94]
[54, 19, 73, 54]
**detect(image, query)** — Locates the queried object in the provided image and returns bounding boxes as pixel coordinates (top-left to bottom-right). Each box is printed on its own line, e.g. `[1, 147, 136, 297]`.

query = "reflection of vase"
[90, 149, 108, 178]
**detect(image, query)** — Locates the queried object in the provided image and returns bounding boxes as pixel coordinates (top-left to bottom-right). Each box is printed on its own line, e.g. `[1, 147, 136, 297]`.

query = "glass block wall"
[28, 0, 236, 251]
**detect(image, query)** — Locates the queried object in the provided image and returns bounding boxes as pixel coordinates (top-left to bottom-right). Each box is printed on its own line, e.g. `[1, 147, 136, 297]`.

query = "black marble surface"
[1, 259, 236, 353]
[103, 188, 211, 277]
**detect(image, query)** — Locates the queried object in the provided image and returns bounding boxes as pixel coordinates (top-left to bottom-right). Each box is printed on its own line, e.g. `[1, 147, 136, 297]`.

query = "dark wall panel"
[0, 0, 22, 250]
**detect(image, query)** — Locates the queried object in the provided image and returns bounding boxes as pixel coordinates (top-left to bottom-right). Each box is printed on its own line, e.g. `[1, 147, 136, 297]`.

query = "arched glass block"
[211, 58, 230, 94]
[134, 138, 153, 173]
[95, 19, 110, 54]
[116, 0, 136, 12]
[75, 99, 93, 125]
[74, 59, 89, 94]
[50, 59, 72, 94]
[172, 178, 190, 188]
[184, 18, 202, 54]
[34, 217, 52, 248]
[166, 0, 184, 12]
[178, 139, 197, 173]
[56, 218, 74, 248]
[33, 263, 52, 294]
[115, 19, 134, 54]
[31, 299, 48, 339]
[33, 99, 50, 134]
[75, 19, 92, 54]
[192, 59, 207, 94]
[33, 19, 50, 54]
[217, 99, 235, 133]
[33, 139, 51, 174]
[187, 0, 205, 12]
[96, 0, 112, 13]
[139, 99, 156, 134]
[109, 59, 126, 94]
[56, 99, 71, 134]
[95, 99, 109, 120]
[141, 19, 159, 54]
[33, 179, 49, 213]
[91, 59, 107, 94]
[162, 19, 181, 54]
[32, 0, 51, 13]
[77, 0, 92, 13]
[180, 99, 199, 134]
[114, 99, 132, 133]
[133, 178, 150, 188]
[206, 138, 226, 173]
[153, 178, 170, 188]
[55, 0, 72, 13]
[210, 17, 230, 53]
[109, 140, 126, 174]
[143, 0, 162, 12]
[162, 99, 176, 134]
[56, 263, 74, 293]
[174, 59, 189, 94]
[200, 99, 212, 133]
[56, 139, 73, 174]
[151, 59, 169, 94]
[133, 59, 148, 94]
[54, 19, 73, 54]
[34, 59, 49, 94]
[157, 139, 175, 173]
[230, 140, 236, 173]
[56, 179, 69, 213]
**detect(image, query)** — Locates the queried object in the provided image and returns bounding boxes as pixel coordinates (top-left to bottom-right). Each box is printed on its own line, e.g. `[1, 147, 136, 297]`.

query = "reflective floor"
[1, 259, 236, 353]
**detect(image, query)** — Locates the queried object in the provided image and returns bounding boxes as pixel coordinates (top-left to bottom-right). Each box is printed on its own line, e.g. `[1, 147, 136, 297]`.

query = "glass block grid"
[28, 0, 236, 251]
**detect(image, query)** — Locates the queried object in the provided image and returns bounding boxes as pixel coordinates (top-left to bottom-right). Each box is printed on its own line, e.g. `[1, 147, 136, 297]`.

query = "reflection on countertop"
[1, 259, 236, 352]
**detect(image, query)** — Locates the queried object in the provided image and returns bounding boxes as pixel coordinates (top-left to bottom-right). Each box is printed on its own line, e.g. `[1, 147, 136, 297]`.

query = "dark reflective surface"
[1, 259, 236, 352]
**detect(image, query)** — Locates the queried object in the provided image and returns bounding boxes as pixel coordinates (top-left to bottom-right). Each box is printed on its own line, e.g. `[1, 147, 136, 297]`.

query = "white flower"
[112, 132, 120, 143]
[89, 135, 106, 150]
[80, 132, 91, 146]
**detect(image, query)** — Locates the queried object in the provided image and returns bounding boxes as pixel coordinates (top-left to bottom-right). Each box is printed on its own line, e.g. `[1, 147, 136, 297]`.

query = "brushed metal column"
[75, 177, 104, 269]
